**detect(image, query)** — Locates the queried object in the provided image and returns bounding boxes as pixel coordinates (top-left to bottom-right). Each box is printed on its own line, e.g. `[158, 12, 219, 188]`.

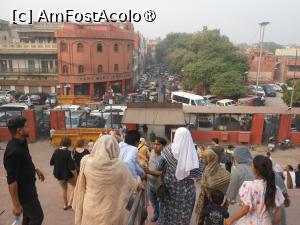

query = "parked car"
[105, 114, 123, 129]
[0, 111, 13, 126]
[216, 99, 236, 106]
[0, 103, 30, 111]
[248, 85, 266, 97]
[269, 84, 282, 93]
[90, 105, 126, 119]
[261, 85, 276, 97]
[0, 91, 12, 104]
[29, 93, 49, 105]
[65, 111, 86, 128]
[203, 95, 218, 105]
[79, 115, 105, 128]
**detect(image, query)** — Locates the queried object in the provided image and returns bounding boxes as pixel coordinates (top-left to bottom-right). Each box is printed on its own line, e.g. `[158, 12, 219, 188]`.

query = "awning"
[122, 108, 185, 125]
[183, 105, 300, 115]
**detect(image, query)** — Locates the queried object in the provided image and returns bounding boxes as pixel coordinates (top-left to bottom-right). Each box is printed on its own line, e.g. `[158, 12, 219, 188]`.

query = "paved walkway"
[1, 140, 300, 225]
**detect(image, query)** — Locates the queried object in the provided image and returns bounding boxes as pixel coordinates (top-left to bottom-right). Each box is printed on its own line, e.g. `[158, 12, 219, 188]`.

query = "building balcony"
[0, 43, 57, 54]
[0, 68, 58, 75]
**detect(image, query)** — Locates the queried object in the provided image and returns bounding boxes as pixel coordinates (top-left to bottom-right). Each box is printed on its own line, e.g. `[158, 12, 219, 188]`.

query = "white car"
[54, 104, 81, 111]
[216, 99, 236, 106]
[90, 105, 126, 120]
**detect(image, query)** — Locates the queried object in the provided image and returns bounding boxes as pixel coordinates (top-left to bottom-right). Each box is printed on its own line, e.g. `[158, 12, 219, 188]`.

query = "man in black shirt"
[3, 116, 45, 225]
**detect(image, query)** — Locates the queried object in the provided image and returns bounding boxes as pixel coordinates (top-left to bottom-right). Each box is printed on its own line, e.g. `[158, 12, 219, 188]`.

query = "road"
[265, 92, 287, 107]
[1, 140, 300, 225]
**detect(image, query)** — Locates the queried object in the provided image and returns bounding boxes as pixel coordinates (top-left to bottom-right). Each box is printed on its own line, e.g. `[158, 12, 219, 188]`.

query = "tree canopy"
[156, 27, 249, 97]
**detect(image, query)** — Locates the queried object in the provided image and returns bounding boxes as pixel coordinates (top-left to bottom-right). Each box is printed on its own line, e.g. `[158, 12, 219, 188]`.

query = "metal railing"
[0, 68, 58, 74]
[127, 188, 146, 225]
[0, 43, 57, 49]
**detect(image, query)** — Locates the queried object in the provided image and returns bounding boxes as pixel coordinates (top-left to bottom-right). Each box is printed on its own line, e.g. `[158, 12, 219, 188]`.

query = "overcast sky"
[1, 0, 299, 45]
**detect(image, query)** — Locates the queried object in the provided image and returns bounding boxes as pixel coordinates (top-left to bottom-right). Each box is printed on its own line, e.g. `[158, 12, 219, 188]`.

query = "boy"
[204, 190, 229, 225]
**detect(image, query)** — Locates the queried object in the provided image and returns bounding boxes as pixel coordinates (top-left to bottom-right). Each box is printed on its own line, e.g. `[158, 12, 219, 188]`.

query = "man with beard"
[3, 116, 44, 225]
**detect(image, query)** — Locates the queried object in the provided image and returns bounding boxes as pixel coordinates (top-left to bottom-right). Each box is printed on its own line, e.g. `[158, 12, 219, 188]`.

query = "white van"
[216, 99, 236, 106]
[171, 91, 206, 106]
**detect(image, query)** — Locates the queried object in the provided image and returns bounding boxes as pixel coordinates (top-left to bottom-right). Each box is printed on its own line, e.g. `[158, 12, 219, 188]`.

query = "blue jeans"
[148, 185, 159, 220]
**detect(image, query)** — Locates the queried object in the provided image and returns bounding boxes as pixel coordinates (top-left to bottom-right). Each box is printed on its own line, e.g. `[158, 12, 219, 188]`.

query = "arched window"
[127, 44, 131, 52]
[77, 43, 84, 52]
[78, 65, 84, 74]
[114, 64, 119, 72]
[113, 43, 119, 52]
[97, 43, 103, 52]
[127, 63, 130, 71]
[98, 65, 103, 74]
[60, 42, 67, 52]
[62, 65, 68, 74]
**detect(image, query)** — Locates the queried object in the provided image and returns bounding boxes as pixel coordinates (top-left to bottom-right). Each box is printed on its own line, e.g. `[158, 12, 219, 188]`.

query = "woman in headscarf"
[226, 146, 254, 203]
[196, 149, 230, 225]
[72, 135, 138, 225]
[226, 146, 289, 225]
[155, 127, 204, 225]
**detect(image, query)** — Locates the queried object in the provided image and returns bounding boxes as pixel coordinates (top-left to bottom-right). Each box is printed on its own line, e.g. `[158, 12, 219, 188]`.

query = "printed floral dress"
[236, 179, 285, 225]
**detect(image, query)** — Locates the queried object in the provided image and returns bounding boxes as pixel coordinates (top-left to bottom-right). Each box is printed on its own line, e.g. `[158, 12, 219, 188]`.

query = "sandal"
[63, 205, 72, 210]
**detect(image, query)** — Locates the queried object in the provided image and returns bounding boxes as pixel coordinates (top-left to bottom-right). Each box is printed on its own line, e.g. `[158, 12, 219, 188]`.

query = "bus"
[171, 91, 206, 106]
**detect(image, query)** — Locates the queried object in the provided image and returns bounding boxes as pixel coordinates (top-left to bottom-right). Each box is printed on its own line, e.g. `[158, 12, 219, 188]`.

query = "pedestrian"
[119, 130, 145, 180]
[284, 165, 296, 189]
[204, 190, 229, 225]
[137, 137, 150, 167]
[196, 149, 230, 225]
[87, 139, 94, 152]
[266, 151, 273, 161]
[156, 127, 204, 225]
[3, 116, 44, 225]
[143, 137, 167, 222]
[71, 138, 90, 173]
[210, 137, 226, 164]
[226, 147, 290, 225]
[295, 164, 300, 188]
[225, 145, 234, 173]
[224, 155, 284, 225]
[50, 136, 77, 210]
[72, 135, 140, 225]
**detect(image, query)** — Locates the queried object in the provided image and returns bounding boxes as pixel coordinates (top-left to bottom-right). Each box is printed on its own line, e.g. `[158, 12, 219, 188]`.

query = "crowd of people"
[3, 116, 300, 225]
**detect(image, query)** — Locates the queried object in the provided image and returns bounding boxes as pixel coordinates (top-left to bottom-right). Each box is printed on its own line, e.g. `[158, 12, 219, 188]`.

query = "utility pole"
[255, 22, 270, 95]
[290, 49, 298, 107]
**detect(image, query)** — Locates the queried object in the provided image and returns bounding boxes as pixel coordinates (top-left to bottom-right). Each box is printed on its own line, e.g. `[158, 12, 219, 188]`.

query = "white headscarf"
[172, 127, 199, 180]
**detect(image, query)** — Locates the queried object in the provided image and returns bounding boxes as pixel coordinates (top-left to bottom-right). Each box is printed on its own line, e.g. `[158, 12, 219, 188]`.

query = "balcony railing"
[0, 68, 58, 74]
[0, 43, 57, 49]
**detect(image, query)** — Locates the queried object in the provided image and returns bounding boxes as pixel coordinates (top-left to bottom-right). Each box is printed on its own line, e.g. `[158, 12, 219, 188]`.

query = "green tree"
[262, 42, 284, 54]
[156, 27, 249, 97]
[282, 80, 300, 106]
[210, 71, 247, 98]
[156, 33, 192, 63]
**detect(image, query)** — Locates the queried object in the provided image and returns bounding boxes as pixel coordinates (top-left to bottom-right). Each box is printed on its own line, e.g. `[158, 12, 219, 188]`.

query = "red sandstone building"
[275, 48, 300, 82]
[247, 48, 278, 83]
[55, 22, 135, 99]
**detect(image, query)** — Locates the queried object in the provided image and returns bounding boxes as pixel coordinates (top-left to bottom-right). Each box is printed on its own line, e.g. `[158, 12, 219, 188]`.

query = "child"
[224, 155, 284, 225]
[204, 190, 229, 225]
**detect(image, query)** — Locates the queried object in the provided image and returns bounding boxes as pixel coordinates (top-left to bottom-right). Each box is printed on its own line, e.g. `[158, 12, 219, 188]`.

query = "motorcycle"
[278, 139, 294, 150]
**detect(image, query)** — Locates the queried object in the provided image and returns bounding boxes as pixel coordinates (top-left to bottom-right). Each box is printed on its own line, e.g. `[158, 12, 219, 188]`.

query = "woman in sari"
[196, 149, 230, 225]
[72, 135, 138, 225]
[156, 127, 204, 225]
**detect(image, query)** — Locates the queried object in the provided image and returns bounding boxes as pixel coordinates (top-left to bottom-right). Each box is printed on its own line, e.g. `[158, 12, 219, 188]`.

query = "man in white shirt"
[119, 130, 145, 179]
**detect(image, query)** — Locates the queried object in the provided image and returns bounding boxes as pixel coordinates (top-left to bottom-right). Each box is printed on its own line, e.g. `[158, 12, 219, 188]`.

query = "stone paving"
[1, 140, 300, 225]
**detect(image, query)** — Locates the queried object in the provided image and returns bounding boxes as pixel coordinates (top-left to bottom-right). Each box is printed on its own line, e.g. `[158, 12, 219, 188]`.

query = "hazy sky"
[1, 0, 299, 44]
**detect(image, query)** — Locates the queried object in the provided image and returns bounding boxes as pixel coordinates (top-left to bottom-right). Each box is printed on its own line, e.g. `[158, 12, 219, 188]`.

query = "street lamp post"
[290, 49, 298, 107]
[255, 21, 270, 96]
